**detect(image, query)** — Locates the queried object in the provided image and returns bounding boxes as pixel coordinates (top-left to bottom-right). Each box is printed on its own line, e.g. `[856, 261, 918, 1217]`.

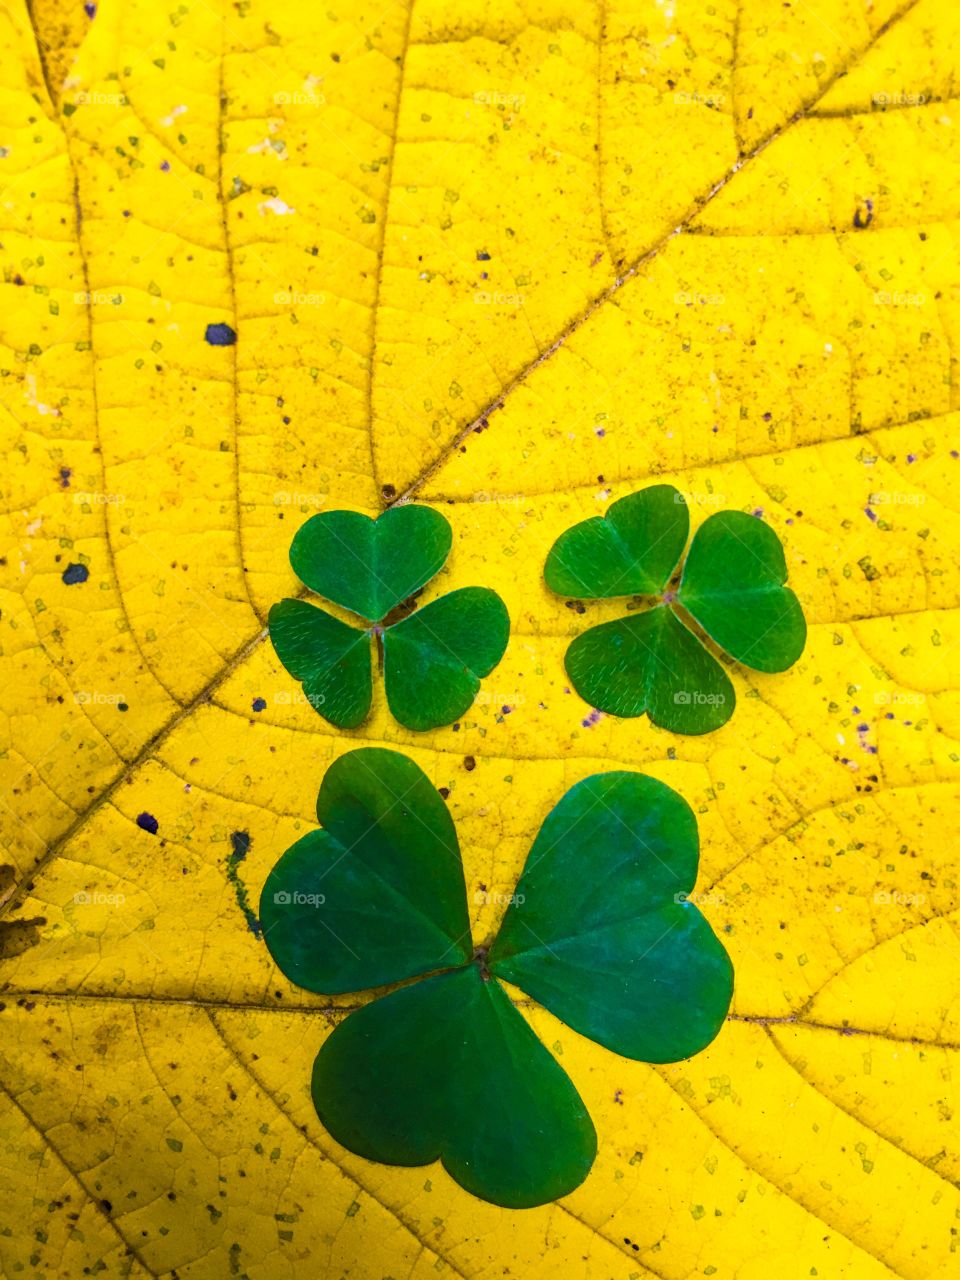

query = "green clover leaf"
[259, 748, 733, 1209]
[269, 506, 509, 731]
[545, 484, 806, 735]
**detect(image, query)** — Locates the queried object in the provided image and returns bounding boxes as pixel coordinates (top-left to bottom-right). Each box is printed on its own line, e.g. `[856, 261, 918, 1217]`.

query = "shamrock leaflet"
[269, 506, 509, 731]
[545, 484, 806, 735]
[259, 748, 733, 1208]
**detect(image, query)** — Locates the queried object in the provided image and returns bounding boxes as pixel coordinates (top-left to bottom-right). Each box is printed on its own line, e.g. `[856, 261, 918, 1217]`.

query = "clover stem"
[372, 625, 384, 673]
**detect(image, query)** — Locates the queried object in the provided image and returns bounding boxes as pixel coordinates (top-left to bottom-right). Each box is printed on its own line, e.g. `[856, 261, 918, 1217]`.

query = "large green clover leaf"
[259, 748, 733, 1209]
[269, 506, 509, 731]
[545, 485, 806, 734]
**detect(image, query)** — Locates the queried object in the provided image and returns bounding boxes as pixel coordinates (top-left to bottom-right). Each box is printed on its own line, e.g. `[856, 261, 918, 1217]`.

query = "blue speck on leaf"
[252, 697, 267, 712]
[137, 812, 159, 835]
[205, 322, 237, 346]
[865, 507, 878, 522]
[62, 563, 89, 585]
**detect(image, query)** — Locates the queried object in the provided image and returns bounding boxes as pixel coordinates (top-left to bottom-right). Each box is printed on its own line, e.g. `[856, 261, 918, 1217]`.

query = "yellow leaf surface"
[1, 0, 958, 1275]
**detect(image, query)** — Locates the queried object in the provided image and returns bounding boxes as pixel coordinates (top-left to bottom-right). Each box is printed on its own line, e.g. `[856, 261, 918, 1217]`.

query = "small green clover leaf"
[269, 506, 510, 731]
[545, 484, 806, 735]
[259, 748, 733, 1209]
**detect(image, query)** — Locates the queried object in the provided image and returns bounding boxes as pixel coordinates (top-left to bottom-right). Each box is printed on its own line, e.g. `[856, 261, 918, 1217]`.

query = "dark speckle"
[136, 812, 159, 835]
[865, 507, 878, 522]
[62, 563, 89, 585]
[160, 160, 170, 172]
[476, 250, 491, 261]
[205, 322, 237, 347]
[251, 697, 267, 712]
[84, 2, 96, 16]
[463, 756, 476, 772]
[58, 466, 72, 488]
[853, 198, 874, 229]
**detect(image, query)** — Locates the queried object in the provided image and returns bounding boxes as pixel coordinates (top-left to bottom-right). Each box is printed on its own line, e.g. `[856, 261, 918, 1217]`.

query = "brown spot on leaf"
[0, 863, 15, 909]
[0, 916, 47, 959]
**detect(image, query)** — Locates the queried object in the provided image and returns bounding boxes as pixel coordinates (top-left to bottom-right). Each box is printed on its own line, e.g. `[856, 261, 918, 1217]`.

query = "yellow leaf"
[1, 0, 958, 1275]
